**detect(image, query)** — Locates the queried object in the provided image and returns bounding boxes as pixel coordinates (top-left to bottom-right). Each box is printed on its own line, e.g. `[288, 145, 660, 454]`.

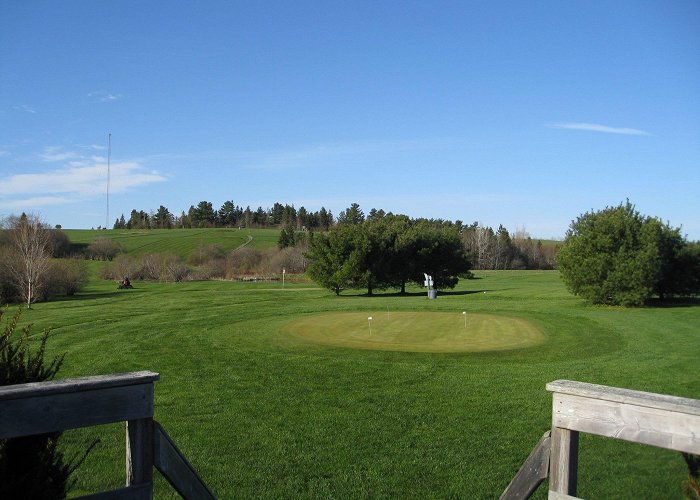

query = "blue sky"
[1, 1, 699, 239]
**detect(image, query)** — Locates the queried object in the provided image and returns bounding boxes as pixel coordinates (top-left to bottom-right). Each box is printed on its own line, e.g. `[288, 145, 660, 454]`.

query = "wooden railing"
[502, 380, 700, 500]
[0, 371, 215, 500]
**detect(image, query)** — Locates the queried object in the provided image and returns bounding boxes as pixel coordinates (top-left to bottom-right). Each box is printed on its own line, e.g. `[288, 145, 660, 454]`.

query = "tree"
[192, 201, 216, 227]
[337, 203, 364, 225]
[126, 209, 149, 229]
[278, 224, 296, 249]
[2, 214, 53, 308]
[113, 214, 127, 229]
[409, 220, 471, 290]
[306, 214, 471, 295]
[318, 207, 333, 230]
[306, 226, 365, 295]
[218, 201, 239, 227]
[556, 201, 690, 306]
[153, 205, 173, 229]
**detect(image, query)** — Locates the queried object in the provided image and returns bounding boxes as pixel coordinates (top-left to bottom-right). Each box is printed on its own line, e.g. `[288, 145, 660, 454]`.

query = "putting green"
[282, 311, 545, 353]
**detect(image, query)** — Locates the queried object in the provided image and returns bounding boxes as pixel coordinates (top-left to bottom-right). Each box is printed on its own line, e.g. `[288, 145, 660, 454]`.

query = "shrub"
[188, 243, 225, 266]
[158, 253, 189, 282]
[47, 259, 90, 297]
[86, 238, 122, 261]
[557, 201, 697, 306]
[0, 307, 94, 498]
[226, 247, 265, 277]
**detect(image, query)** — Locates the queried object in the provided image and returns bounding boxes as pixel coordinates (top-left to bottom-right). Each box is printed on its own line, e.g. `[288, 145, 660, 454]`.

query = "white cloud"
[547, 122, 650, 136]
[0, 152, 166, 209]
[40, 151, 82, 162]
[1, 163, 165, 197]
[240, 137, 455, 171]
[0, 196, 74, 209]
[88, 91, 122, 102]
[13, 104, 37, 114]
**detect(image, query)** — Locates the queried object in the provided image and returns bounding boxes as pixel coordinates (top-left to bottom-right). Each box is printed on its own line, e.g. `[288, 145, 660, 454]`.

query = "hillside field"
[11, 266, 699, 498]
[62, 228, 282, 258]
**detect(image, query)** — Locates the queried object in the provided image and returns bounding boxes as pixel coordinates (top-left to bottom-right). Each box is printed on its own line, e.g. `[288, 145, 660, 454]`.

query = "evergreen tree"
[337, 203, 364, 225]
[556, 201, 692, 306]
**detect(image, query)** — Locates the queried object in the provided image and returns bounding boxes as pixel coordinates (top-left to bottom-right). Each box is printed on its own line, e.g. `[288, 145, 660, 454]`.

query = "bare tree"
[3, 214, 53, 308]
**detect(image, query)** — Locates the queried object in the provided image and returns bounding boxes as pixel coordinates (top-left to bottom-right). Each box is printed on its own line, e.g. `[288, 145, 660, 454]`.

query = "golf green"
[282, 311, 545, 352]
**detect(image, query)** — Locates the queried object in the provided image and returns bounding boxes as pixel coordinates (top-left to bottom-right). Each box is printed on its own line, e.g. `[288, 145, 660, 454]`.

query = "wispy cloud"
[13, 104, 37, 114]
[239, 137, 456, 171]
[88, 91, 122, 102]
[40, 146, 82, 162]
[547, 122, 650, 136]
[0, 150, 165, 209]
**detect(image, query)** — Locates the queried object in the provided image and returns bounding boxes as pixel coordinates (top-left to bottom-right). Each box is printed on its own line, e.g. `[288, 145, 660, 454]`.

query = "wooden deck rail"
[502, 380, 700, 500]
[0, 371, 215, 500]
[547, 380, 700, 498]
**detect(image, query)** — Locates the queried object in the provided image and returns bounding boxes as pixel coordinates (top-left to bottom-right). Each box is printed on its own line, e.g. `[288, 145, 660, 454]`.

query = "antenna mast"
[107, 133, 111, 229]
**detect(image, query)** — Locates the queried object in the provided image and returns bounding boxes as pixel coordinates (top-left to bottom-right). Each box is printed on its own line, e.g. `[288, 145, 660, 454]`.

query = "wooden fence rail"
[0, 371, 215, 500]
[502, 380, 700, 500]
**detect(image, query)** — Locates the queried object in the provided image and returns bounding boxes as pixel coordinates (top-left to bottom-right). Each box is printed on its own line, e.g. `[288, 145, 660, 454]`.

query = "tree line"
[114, 200, 558, 271]
[113, 201, 334, 230]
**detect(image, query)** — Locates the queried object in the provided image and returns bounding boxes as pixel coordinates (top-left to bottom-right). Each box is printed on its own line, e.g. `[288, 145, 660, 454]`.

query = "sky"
[1, 1, 699, 240]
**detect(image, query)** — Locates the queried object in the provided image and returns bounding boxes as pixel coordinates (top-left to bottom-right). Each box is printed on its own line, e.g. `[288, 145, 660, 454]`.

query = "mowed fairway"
[11, 270, 700, 498]
[283, 312, 545, 352]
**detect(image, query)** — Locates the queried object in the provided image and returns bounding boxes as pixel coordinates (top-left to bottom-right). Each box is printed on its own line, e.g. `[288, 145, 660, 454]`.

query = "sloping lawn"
[14, 270, 699, 498]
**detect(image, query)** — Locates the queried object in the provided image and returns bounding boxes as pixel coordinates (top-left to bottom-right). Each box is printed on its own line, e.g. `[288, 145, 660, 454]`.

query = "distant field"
[14, 270, 699, 498]
[62, 228, 282, 258]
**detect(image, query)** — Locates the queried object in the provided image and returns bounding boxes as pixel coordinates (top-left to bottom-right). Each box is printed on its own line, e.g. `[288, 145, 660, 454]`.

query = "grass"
[62, 228, 281, 259]
[11, 270, 700, 498]
[282, 311, 544, 352]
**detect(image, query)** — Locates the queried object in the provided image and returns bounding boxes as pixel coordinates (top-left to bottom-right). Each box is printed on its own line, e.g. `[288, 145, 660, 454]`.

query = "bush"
[0, 248, 20, 304]
[86, 238, 122, 261]
[0, 307, 94, 498]
[188, 243, 225, 266]
[226, 247, 265, 277]
[265, 246, 309, 275]
[158, 253, 189, 282]
[557, 201, 697, 306]
[51, 230, 72, 258]
[101, 254, 137, 282]
[47, 259, 90, 297]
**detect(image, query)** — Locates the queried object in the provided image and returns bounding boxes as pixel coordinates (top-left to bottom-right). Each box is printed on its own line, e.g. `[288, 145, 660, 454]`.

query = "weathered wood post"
[547, 380, 700, 499]
[126, 417, 155, 488]
[548, 425, 578, 496]
[0, 371, 160, 498]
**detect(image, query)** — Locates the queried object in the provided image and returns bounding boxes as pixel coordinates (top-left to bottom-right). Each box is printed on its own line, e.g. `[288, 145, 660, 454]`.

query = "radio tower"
[106, 133, 111, 229]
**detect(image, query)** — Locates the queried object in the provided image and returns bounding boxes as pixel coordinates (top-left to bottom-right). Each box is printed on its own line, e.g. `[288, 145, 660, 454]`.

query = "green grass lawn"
[12, 270, 700, 498]
[62, 228, 281, 259]
[283, 311, 544, 352]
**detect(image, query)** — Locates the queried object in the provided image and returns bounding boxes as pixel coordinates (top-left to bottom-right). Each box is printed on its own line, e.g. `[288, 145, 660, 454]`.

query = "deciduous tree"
[2, 214, 53, 308]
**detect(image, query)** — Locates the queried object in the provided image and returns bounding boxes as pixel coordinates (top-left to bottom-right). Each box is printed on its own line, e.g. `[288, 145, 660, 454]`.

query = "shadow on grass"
[645, 297, 700, 308]
[343, 289, 491, 298]
[49, 289, 141, 302]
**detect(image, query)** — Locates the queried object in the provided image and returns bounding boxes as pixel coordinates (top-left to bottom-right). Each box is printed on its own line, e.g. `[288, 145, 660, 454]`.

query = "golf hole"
[282, 311, 545, 353]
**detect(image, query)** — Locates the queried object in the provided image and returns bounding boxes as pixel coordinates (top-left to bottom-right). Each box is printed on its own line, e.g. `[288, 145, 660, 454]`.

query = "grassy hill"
[62, 228, 282, 259]
[14, 270, 699, 498]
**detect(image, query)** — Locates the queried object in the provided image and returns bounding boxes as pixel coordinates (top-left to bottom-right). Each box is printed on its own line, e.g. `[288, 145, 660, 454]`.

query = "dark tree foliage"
[557, 201, 698, 306]
[336, 203, 365, 225]
[306, 214, 471, 295]
[306, 226, 365, 295]
[0, 307, 94, 499]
